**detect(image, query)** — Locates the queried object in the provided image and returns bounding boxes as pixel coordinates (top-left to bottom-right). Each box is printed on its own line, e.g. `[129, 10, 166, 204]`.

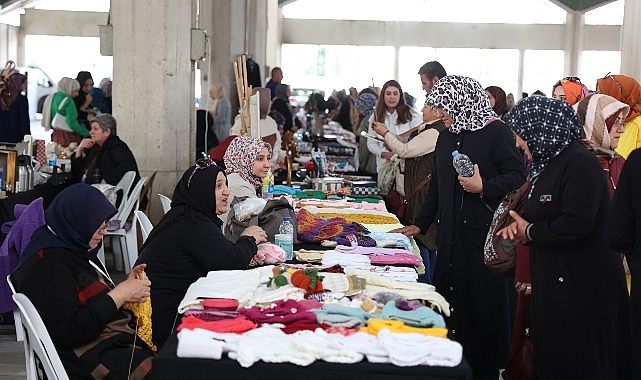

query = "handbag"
[483, 180, 532, 276]
[51, 97, 74, 132]
[225, 196, 297, 244]
[385, 174, 431, 221]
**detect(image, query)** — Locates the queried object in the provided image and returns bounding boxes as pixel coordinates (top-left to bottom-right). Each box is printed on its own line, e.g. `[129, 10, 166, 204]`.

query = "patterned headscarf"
[574, 94, 629, 150]
[0, 72, 27, 111]
[596, 74, 641, 123]
[551, 77, 589, 106]
[355, 92, 377, 120]
[425, 75, 498, 134]
[224, 135, 272, 189]
[504, 96, 581, 178]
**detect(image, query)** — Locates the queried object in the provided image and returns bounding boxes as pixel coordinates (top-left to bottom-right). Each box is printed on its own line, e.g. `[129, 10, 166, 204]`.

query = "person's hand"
[108, 264, 151, 307]
[516, 281, 532, 296]
[79, 138, 95, 150]
[85, 93, 93, 105]
[371, 121, 388, 136]
[381, 151, 394, 160]
[496, 210, 530, 244]
[458, 164, 483, 193]
[389, 225, 421, 237]
[241, 225, 268, 244]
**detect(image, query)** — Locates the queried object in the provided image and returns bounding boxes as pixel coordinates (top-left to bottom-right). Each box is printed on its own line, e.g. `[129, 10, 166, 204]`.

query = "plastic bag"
[232, 197, 267, 222]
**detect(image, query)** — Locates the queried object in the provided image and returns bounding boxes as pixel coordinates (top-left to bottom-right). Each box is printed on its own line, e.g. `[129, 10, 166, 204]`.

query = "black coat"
[526, 142, 630, 379]
[0, 94, 30, 144]
[72, 134, 140, 186]
[414, 120, 526, 372]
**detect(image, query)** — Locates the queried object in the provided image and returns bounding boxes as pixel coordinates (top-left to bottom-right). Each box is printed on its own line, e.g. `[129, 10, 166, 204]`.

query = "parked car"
[16, 65, 56, 121]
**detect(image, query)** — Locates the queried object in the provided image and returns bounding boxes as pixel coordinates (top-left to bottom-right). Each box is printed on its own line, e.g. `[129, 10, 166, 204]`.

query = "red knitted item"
[177, 315, 256, 333]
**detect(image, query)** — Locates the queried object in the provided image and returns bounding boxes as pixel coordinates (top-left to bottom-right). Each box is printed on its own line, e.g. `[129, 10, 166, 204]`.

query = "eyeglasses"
[187, 157, 216, 188]
[599, 72, 624, 98]
[613, 117, 625, 130]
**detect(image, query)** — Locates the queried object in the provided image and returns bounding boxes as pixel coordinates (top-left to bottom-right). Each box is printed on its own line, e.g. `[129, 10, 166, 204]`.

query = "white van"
[16, 65, 57, 121]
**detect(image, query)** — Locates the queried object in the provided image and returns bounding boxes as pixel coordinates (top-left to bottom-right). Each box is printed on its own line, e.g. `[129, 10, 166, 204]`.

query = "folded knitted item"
[239, 299, 318, 325]
[312, 310, 366, 329]
[177, 329, 224, 359]
[291, 329, 363, 364]
[368, 253, 421, 267]
[177, 315, 256, 333]
[361, 318, 448, 338]
[318, 303, 374, 324]
[377, 329, 463, 367]
[280, 321, 330, 334]
[235, 327, 317, 367]
[380, 301, 446, 328]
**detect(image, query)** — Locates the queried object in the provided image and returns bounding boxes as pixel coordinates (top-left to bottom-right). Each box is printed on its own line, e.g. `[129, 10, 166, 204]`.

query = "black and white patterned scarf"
[425, 75, 498, 134]
[504, 96, 581, 178]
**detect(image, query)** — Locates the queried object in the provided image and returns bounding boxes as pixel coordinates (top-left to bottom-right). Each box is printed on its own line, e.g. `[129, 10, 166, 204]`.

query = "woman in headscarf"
[597, 74, 641, 159]
[392, 75, 526, 379]
[0, 71, 30, 143]
[208, 83, 232, 143]
[74, 71, 95, 127]
[45, 77, 90, 147]
[220, 136, 272, 225]
[574, 93, 629, 198]
[355, 90, 378, 176]
[135, 159, 267, 349]
[270, 84, 294, 132]
[502, 96, 631, 380]
[551, 76, 589, 106]
[10, 184, 155, 379]
[485, 85, 509, 119]
[371, 98, 447, 284]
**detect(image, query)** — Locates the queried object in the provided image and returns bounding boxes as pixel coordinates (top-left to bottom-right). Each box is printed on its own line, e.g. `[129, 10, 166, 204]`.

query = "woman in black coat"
[606, 147, 641, 379]
[502, 96, 631, 379]
[393, 75, 526, 379]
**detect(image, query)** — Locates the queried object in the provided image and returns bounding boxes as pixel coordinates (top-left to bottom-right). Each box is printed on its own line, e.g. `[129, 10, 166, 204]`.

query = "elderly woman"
[502, 96, 631, 379]
[597, 74, 641, 159]
[72, 113, 141, 186]
[208, 83, 232, 143]
[11, 184, 155, 379]
[574, 93, 629, 198]
[44, 77, 89, 147]
[220, 135, 272, 225]
[392, 75, 526, 379]
[136, 159, 267, 349]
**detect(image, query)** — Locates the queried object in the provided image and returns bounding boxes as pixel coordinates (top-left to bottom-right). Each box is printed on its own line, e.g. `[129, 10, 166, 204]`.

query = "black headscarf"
[143, 161, 226, 246]
[17, 184, 117, 266]
[504, 96, 581, 178]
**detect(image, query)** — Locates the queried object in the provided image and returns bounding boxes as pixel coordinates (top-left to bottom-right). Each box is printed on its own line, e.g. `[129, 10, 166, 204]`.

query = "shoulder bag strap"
[57, 96, 68, 112]
[404, 174, 432, 202]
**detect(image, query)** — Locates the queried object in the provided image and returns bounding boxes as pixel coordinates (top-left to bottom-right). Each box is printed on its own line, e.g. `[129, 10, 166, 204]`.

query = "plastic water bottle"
[452, 150, 474, 177]
[261, 169, 274, 199]
[277, 217, 294, 261]
[48, 151, 57, 168]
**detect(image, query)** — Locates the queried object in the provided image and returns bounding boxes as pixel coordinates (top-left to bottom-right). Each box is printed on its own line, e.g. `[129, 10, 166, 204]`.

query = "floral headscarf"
[574, 93, 629, 150]
[504, 96, 581, 178]
[425, 75, 497, 134]
[596, 74, 641, 123]
[355, 92, 377, 120]
[224, 136, 272, 188]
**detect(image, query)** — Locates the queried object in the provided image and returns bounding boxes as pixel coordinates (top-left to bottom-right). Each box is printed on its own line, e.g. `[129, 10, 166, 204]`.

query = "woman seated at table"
[220, 135, 273, 226]
[71, 113, 141, 186]
[10, 184, 155, 379]
[135, 158, 267, 349]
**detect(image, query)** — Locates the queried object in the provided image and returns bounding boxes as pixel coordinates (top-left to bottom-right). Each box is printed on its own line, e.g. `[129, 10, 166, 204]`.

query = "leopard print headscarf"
[425, 75, 498, 134]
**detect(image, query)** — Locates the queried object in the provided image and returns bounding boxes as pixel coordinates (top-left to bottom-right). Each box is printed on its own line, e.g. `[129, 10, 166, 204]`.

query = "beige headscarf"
[574, 93, 629, 150]
[42, 77, 80, 131]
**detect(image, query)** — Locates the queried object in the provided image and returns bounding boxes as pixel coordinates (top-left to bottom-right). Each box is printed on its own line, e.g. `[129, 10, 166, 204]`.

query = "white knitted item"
[177, 329, 224, 359]
[291, 329, 363, 364]
[178, 269, 260, 313]
[236, 327, 316, 367]
[377, 329, 463, 367]
[252, 284, 306, 305]
[340, 331, 389, 360]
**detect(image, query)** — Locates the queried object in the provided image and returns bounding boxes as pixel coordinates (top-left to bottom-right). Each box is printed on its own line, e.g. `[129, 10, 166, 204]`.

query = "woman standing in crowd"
[220, 136, 272, 225]
[392, 76, 526, 379]
[501, 96, 631, 379]
[135, 159, 267, 349]
[270, 84, 294, 132]
[0, 71, 30, 143]
[574, 93, 629, 197]
[372, 100, 446, 284]
[606, 147, 641, 379]
[484, 85, 509, 119]
[597, 74, 641, 159]
[44, 77, 90, 147]
[208, 83, 232, 143]
[355, 90, 378, 177]
[11, 184, 155, 379]
[74, 71, 95, 127]
[367, 80, 422, 186]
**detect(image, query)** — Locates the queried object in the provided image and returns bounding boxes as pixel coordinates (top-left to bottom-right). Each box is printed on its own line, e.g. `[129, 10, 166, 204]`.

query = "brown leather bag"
[483, 180, 532, 276]
[385, 175, 431, 221]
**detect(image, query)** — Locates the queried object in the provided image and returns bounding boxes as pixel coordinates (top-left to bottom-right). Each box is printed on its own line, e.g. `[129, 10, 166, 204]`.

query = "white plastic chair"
[6, 275, 23, 342]
[158, 193, 171, 214]
[134, 210, 154, 243]
[98, 177, 147, 274]
[12, 293, 70, 380]
[113, 171, 136, 214]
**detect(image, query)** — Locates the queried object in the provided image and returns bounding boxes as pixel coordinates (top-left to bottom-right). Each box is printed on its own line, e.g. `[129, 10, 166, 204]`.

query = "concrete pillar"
[564, 11, 584, 76]
[111, 0, 195, 222]
[620, 0, 641, 80]
[265, 0, 281, 79]
[198, 0, 269, 114]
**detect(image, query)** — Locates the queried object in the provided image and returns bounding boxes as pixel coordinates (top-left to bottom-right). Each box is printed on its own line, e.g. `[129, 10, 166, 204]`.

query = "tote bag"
[51, 97, 74, 132]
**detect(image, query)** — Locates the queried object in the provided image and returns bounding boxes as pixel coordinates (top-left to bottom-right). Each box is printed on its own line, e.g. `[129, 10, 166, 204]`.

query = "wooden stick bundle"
[233, 55, 252, 136]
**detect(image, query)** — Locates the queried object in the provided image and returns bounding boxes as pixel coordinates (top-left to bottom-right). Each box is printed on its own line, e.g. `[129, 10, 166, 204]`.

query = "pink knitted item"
[239, 299, 318, 325]
[255, 243, 287, 264]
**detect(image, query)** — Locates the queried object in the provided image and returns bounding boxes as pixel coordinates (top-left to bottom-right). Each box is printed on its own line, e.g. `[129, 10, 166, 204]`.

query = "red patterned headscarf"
[223, 135, 272, 189]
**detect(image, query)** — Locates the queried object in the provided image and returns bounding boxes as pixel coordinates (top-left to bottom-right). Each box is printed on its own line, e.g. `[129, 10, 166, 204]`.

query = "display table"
[153, 332, 473, 380]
